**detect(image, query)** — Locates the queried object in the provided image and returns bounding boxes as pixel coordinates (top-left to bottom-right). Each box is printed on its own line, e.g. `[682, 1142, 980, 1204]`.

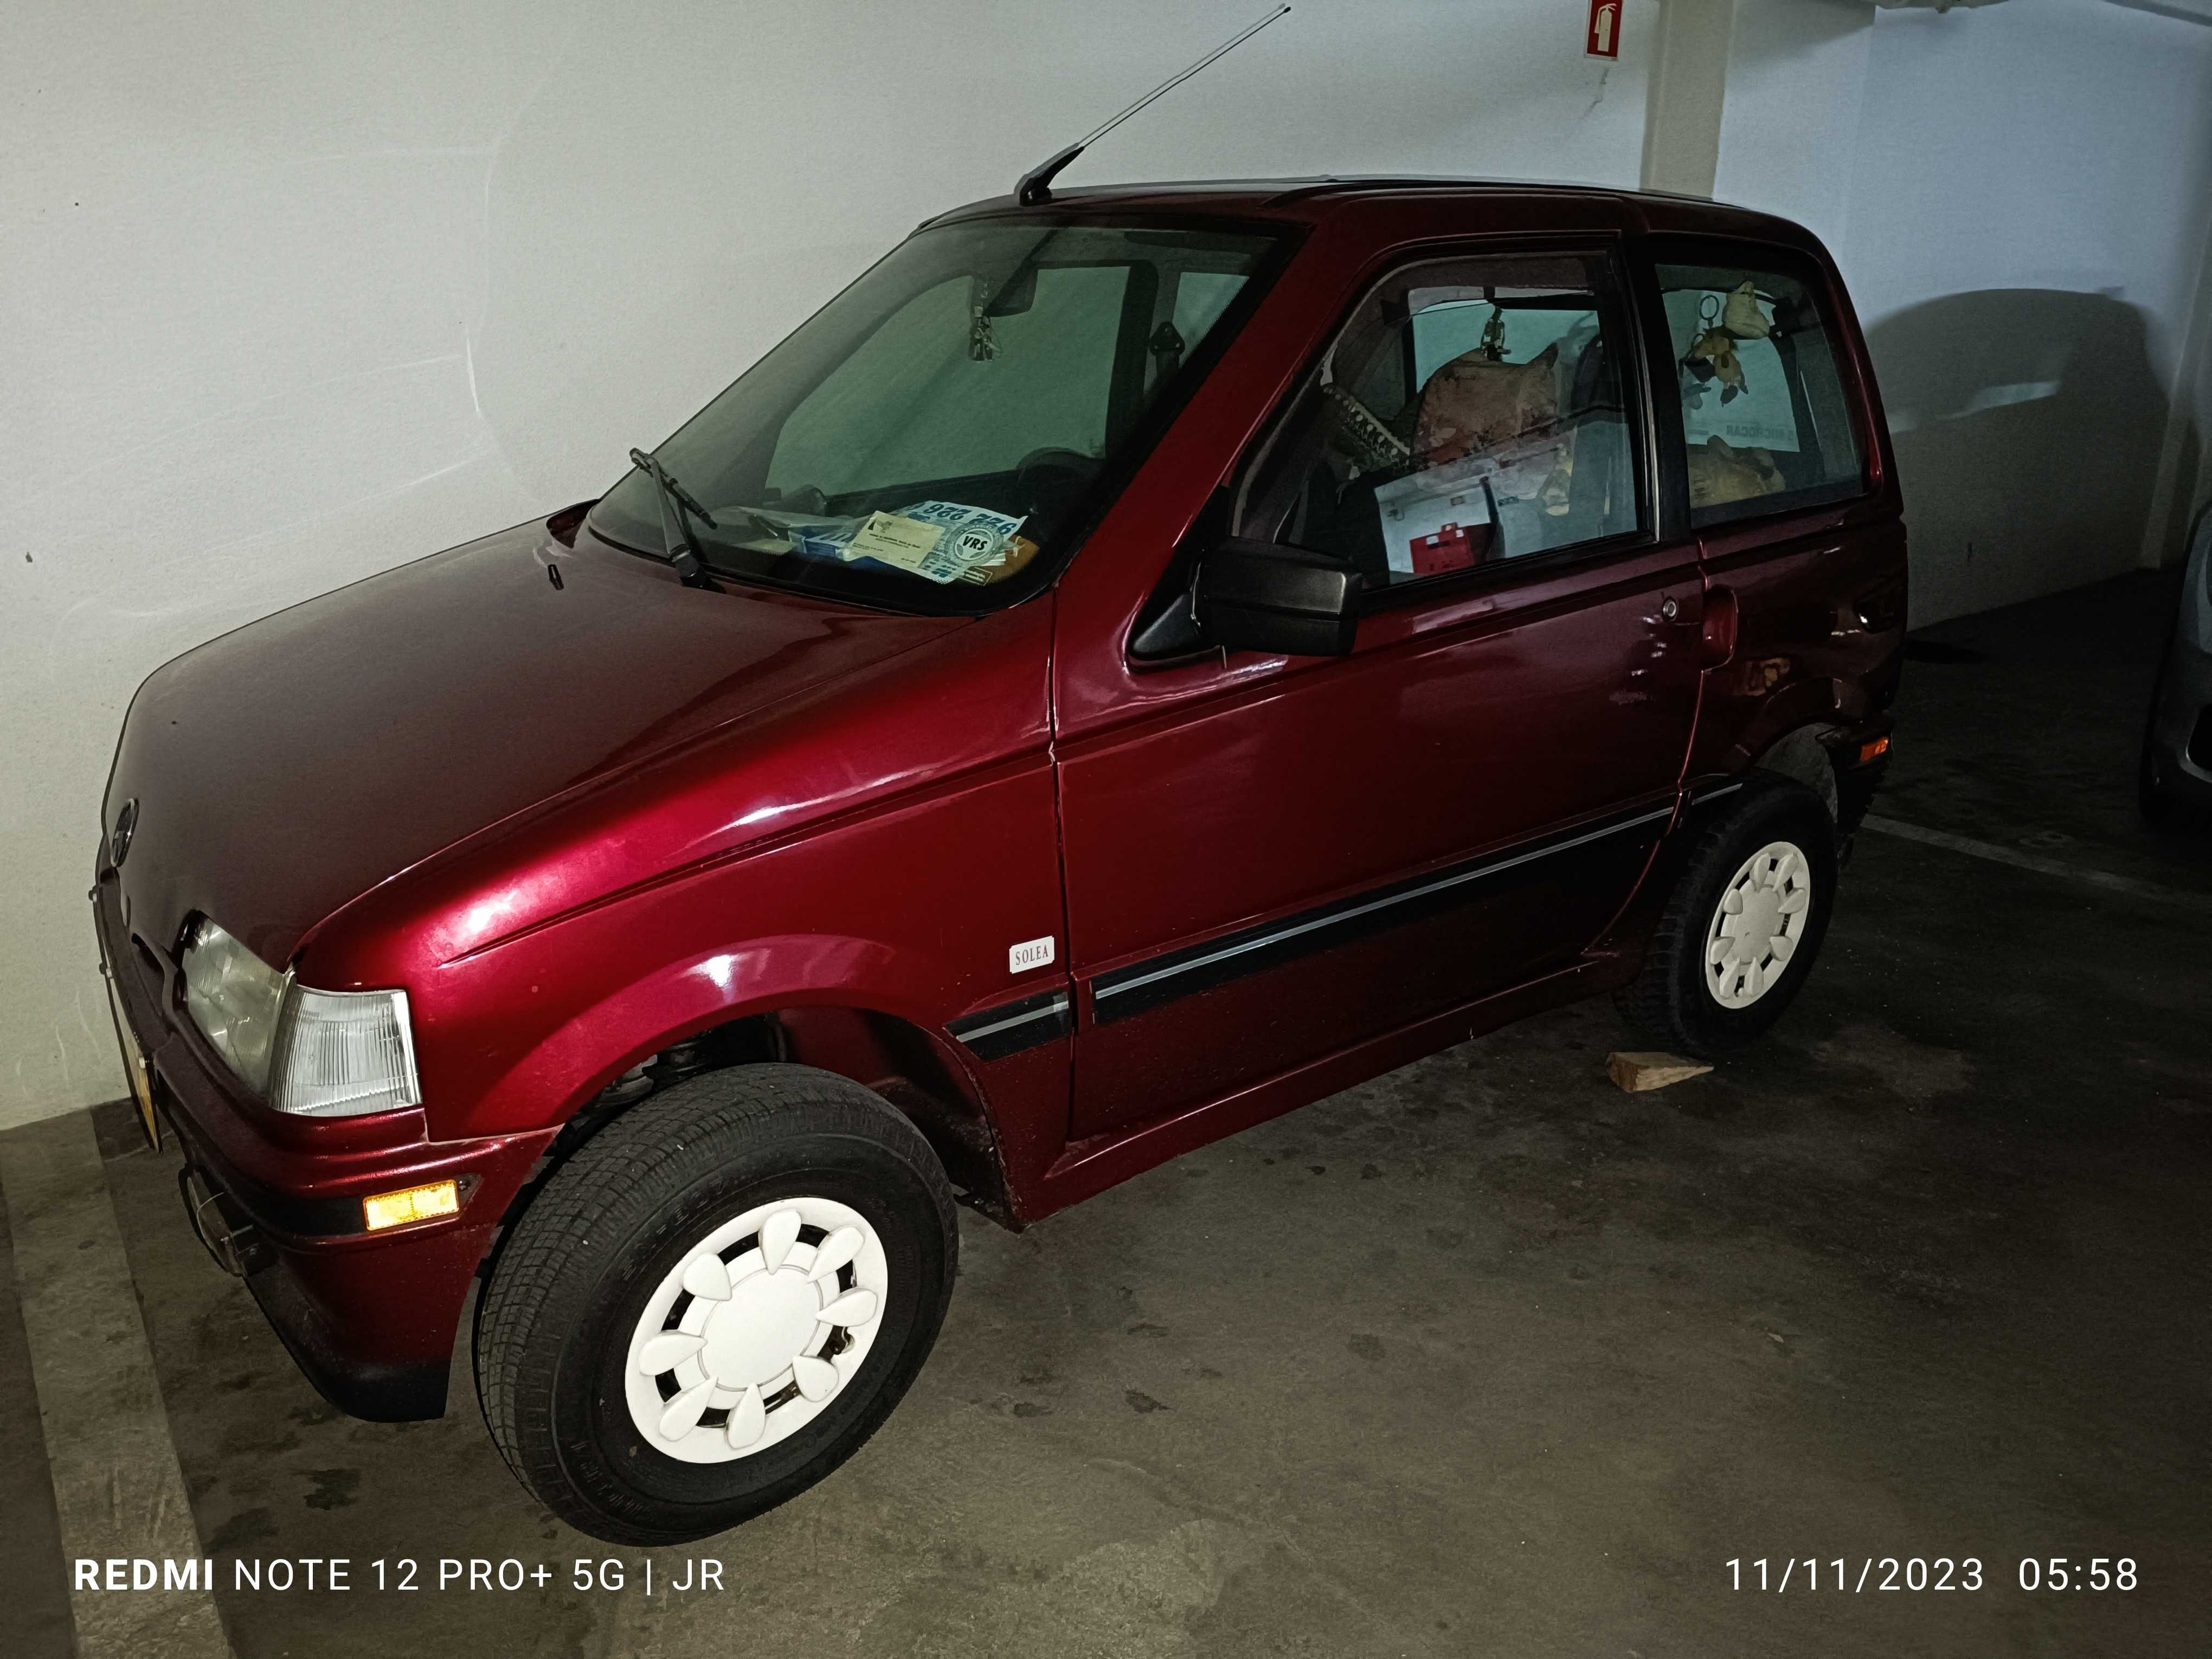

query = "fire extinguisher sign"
[1586, 0, 1622, 59]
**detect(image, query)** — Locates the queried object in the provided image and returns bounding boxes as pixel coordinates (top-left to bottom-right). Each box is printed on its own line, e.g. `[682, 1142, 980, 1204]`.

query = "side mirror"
[1194, 538, 1364, 658]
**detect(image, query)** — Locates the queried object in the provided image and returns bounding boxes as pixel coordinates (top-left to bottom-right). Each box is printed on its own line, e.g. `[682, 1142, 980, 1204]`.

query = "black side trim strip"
[949, 988, 1071, 1061]
[1091, 800, 1678, 1025]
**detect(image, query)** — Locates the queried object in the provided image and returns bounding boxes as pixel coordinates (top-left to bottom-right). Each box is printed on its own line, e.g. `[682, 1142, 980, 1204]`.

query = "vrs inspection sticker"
[841, 500, 1026, 583]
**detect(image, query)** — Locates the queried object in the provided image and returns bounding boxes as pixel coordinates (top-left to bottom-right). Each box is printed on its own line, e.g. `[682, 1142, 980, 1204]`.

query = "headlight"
[182, 920, 422, 1117]
[181, 920, 288, 1093]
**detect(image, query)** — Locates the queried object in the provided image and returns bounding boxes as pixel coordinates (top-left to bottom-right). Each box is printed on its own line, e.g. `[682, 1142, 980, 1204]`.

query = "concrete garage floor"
[5, 570, 2210, 1658]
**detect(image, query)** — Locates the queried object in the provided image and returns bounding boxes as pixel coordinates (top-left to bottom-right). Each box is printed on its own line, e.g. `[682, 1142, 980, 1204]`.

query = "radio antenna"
[1014, 4, 1291, 206]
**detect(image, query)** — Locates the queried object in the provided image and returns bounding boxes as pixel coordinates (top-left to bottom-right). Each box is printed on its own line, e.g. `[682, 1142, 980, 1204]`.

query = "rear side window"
[1655, 259, 1866, 526]
[1234, 250, 1645, 587]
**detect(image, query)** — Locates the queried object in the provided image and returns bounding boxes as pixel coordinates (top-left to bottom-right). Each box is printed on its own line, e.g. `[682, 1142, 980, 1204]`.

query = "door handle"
[1700, 586, 1739, 669]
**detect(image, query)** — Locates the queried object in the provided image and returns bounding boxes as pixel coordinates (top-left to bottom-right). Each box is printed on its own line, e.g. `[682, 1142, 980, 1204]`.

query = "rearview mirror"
[1195, 538, 1363, 658]
[982, 264, 1037, 317]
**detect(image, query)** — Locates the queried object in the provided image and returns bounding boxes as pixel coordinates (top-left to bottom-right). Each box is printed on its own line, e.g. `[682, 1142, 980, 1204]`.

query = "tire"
[474, 1064, 957, 1546]
[1615, 779, 1837, 1060]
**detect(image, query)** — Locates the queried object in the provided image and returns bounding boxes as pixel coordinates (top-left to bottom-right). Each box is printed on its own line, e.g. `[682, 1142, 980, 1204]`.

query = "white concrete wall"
[8, 0, 2212, 1127]
[1714, 0, 1874, 251]
[1720, 0, 2212, 625]
[0, 1, 1651, 1127]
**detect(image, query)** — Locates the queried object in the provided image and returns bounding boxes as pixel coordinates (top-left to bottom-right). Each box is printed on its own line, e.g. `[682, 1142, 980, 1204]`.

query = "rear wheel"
[1616, 780, 1837, 1059]
[475, 1064, 956, 1545]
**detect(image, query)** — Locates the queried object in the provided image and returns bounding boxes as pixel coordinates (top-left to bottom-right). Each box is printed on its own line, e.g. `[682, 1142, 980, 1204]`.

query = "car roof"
[921, 176, 1821, 252]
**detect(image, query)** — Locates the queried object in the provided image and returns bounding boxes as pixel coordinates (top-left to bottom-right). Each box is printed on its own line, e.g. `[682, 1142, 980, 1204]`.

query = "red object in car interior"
[1411, 522, 1478, 575]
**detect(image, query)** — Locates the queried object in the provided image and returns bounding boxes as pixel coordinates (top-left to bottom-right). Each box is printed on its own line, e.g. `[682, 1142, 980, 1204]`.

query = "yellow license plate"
[103, 974, 160, 1151]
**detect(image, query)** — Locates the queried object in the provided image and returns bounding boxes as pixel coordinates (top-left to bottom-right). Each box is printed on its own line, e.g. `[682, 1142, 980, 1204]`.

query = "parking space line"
[1861, 814, 2212, 914]
[0, 1182, 76, 1659]
[0, 1113, 230, 1658]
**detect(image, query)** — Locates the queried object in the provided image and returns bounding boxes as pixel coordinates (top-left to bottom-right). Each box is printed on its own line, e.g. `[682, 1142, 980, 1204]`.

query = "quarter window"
[1655, 259, 1866, 525]
[1236, 252, 1644, 586]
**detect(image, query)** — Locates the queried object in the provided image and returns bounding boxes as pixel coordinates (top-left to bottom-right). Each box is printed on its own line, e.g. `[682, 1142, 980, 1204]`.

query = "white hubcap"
[624, 1196, 888, 1464]
[1703, 839, 1812, 1009]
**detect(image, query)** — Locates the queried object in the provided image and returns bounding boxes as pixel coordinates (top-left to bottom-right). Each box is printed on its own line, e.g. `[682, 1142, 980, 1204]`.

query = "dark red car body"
[95, 180, 1903, 1422]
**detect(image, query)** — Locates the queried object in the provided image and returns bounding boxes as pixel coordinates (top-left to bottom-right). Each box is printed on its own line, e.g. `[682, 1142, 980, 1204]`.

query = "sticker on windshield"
[847, 511, 943, 569]
[841, 501, 1027, 584]
[957, 533, 1040, 585]
[776, 500, 1025, 583]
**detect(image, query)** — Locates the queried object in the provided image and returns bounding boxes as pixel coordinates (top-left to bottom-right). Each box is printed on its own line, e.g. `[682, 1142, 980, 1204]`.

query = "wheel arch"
[474, 937, 1019, 1245]
[1749, 721, 1841, 820]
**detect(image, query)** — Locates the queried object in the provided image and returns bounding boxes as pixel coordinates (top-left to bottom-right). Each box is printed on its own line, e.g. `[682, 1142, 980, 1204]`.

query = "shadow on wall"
[1868, 289, 2185, 628]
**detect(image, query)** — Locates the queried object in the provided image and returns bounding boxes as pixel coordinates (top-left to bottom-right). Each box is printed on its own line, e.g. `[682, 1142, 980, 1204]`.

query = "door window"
[1655, 259, 1866, 525]
[1235, 252, 1644, 585]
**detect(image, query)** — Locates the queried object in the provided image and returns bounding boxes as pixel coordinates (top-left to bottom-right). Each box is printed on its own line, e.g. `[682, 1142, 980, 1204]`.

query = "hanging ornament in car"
[968, 274, 999, 362]
[1477, 305, 1508, 362]
[1680, 281, 1773, 405]
[1680, 292, 1740, 402]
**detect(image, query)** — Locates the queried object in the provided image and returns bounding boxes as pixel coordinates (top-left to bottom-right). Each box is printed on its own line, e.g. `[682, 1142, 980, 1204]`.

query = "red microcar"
[96, 177, 1902, 1544]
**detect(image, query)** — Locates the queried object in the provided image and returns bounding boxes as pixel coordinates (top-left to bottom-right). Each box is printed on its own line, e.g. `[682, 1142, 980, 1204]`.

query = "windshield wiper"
[628, 447, 720, 587]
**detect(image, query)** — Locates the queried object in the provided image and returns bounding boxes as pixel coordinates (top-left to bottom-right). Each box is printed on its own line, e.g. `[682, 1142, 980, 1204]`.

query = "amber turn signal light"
[363, 1179, 460, 1232]
[1857, 736, 1891, 766]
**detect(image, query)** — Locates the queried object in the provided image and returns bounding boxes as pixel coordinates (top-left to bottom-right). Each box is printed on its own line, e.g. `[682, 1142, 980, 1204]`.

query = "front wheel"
[1616, 779, 1838, 1059]
[474, 1065, 957, 1545]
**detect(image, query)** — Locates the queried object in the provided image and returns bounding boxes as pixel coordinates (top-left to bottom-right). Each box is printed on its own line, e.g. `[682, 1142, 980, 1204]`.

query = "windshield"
[588, 217, 1284, 612]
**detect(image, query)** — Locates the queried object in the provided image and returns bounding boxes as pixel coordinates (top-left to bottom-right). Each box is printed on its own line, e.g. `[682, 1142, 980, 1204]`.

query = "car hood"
[104, 516, 966, 969]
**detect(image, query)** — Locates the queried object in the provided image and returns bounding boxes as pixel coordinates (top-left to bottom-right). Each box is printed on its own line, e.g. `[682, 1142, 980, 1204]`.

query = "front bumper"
[93, 871, 555, 1420]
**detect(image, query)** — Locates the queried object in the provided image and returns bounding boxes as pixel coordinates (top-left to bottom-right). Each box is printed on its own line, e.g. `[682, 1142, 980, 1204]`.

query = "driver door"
[1056, 242, 1702, 1141]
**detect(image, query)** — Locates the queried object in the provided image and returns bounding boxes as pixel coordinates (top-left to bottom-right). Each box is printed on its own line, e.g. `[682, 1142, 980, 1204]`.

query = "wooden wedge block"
[1606, 1051, 1713, 1093]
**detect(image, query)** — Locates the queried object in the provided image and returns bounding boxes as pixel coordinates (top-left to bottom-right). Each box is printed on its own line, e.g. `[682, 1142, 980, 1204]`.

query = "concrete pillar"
[1640, 0, 1739, 198]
